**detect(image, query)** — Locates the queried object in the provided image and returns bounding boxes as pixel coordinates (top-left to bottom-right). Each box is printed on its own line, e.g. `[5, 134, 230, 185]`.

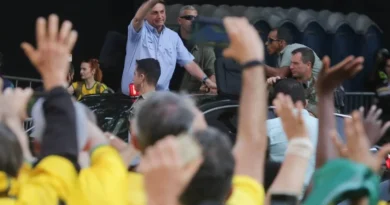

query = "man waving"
[122, 0, 217, 94]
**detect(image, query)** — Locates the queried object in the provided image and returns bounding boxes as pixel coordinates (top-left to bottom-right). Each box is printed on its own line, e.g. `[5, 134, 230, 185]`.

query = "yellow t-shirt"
[127, 173, 265, 205]
[72, 81, 108, 100]
[227, 175, 265, 205]
[78, 145, 129, 205]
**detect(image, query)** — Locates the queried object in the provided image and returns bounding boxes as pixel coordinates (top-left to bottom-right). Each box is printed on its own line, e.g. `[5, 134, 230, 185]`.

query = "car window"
[111, 117, 130, 142]
[203, 105, 238, 143]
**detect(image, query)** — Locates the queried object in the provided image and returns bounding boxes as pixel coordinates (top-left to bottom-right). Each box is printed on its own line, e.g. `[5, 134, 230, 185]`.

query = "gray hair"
[133, 91, 197, 151]
[179, 5, 197, 16]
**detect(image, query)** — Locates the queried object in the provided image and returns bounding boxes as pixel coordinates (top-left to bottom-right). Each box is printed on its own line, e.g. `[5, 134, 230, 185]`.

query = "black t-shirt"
[169, 30, 194, 91]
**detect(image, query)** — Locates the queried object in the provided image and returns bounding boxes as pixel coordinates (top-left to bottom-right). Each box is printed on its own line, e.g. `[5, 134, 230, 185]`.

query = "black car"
[80, 93, 239, 142]
[79, 93, 351, 144]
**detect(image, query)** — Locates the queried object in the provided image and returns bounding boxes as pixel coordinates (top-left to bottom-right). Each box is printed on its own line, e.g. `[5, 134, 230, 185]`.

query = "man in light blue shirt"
[267, 78, 318, 187]
[122, 0, 217, 94]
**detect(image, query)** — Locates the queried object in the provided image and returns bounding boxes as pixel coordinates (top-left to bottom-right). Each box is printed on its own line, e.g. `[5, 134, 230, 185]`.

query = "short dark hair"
[291, 47, 315, 67]
[134, 92, 196, 151]
[136, 58, 161, 86]
[275, 27, 293, 44]
[180, 127, 234, 205]
[271, 78, 306, 104]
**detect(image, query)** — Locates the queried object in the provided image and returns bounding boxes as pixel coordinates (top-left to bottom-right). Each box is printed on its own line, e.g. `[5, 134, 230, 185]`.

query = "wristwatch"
[270, 193, 299, 205]
[202, 76, 209, 85]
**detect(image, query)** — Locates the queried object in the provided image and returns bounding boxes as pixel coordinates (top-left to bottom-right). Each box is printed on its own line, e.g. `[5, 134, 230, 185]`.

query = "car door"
[201, 100, 239, 143]
[200, 101, 279, 144]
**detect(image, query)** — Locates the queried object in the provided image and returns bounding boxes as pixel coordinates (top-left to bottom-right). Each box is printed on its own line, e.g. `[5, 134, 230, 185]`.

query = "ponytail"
[88, 58, 103, 82]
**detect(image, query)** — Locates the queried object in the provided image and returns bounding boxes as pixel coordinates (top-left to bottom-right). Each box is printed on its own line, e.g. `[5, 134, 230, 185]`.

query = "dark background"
[0, 0, 388, 85]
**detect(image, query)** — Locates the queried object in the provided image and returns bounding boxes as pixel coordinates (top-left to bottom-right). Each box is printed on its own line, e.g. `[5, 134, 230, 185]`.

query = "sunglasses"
[267, 38, 280, 43]
[180, 15, 197, 21]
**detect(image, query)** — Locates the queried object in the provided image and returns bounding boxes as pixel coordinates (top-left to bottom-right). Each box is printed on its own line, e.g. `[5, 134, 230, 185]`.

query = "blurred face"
[80, 62, 94, 80]
[133, 67, 145, 92]
[178, 9, 198, 33]
[290, 52, 311, 79]
[385, 59, 390, 77]
[265, 30, 283, 55]
[146, 3, 166, 29]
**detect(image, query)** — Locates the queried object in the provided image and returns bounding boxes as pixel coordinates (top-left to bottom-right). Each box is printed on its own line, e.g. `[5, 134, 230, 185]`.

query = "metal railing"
[1, 75, 42, 134]
[24, 118, 34, 134]
[3, 75, 42, 88]
[342, 92, 376, 114]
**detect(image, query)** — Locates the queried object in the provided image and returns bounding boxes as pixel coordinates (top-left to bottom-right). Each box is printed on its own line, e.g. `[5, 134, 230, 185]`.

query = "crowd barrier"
[3, 75, 377, 132]
[342, 92, 376, 114]
[3, 75, 42, 88]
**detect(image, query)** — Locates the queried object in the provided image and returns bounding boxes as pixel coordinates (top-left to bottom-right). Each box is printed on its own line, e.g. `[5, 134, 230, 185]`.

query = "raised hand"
[360, 106, 390, 145]
[267, 76, 281, 87]
[331, 130, 349, 158]
[222, 17, 264, 64]
[273, 93, 308, 139]
[139, 136, 202, 205]
[343, 111, 390, 172]
[316, 56, 364, 95]
[0, 88, 35, 162]
[21, 14, 78, 89]
[1, 88, 33, 121]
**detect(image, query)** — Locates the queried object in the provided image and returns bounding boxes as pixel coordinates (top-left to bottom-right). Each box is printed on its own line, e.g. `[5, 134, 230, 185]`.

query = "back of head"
[276, 27, 293, 45]
[180, 127, 235, 205]
[136, 58, 161, 86]
[291, 47, 315, 68]
[271, 78, 306, 104]
[0, 124, 23, 177]
[134, 92, 196, 151]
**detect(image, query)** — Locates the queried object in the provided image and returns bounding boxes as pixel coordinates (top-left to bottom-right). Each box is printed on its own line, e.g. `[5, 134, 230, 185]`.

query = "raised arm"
[315, 56, 364, 168]
[222, 17, 267, 184]
[18, 14, 80, 204]
[266, 94, 313, 202]
[177, 38, 217, 89]
[132, 0, 161, 32]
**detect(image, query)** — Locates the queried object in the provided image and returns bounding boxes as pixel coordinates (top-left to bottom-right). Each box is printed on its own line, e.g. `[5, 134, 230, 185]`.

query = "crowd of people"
[2, 0, 390, 204]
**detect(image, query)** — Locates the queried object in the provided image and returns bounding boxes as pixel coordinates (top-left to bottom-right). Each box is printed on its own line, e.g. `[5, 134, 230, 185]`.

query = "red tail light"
[129, 83, 140, 97]
[386, 155, 390, 169]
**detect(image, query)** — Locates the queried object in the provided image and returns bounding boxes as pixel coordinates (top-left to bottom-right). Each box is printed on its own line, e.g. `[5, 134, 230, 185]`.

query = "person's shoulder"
[99, 82, 108, 89]
[303, 111, 319, 125]
[199, 45, 215, 52]
[164, 27, 180, 37]
[72, 81, 79, 88]
[266, 118, 282, 131]
[229, 175, 265, 205]
[285, 43, 306, 51]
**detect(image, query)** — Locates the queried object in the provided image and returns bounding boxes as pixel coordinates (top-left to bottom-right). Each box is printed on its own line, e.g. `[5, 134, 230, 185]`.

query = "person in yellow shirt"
[68, 58, 109, 100]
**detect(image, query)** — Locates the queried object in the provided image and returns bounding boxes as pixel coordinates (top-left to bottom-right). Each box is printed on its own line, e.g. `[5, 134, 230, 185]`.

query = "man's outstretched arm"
[132, 0, 162, 32]
[264, 65, 290, 78]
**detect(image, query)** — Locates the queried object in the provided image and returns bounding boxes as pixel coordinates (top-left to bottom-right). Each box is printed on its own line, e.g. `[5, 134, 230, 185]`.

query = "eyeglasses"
[267, 38, 280, 43]
[180, 15, 197, 21]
